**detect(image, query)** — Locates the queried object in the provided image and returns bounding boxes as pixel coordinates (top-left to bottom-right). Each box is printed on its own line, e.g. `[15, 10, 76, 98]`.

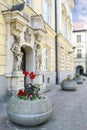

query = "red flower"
[29, 72, 36, 79]
[23, 71, 29, 77]
[18, 89, 26, 96]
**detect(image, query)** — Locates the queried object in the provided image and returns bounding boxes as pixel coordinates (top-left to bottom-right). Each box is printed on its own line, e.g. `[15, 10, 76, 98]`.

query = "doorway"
[21, 45, 34, 85]
[21, 47, 26, 71]
[76, 66, 84, 75]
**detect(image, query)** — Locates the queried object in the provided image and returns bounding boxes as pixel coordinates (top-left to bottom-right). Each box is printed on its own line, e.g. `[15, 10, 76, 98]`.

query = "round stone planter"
[61, 80, 77, 91]
[6, 96, 52, 126]
[73, 77, 83, 84]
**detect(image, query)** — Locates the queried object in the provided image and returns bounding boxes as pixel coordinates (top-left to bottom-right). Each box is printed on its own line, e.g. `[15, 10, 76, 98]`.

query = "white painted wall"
[72, 28, 87, 74]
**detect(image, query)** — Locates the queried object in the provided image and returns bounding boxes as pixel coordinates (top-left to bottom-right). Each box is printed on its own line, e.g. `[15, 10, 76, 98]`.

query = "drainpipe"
[55, 0, 59, 84]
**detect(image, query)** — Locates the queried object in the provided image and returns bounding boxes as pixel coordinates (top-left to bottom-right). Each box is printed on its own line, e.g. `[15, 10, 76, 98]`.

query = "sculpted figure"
[34, 43, 41, 70]
[11, 36, 23, 71]
[24, 28, 31, 43]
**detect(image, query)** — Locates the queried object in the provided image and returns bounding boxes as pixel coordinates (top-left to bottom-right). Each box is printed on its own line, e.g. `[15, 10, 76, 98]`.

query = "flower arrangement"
[17, 71, 42, 100]
[67, 74, 72, 81]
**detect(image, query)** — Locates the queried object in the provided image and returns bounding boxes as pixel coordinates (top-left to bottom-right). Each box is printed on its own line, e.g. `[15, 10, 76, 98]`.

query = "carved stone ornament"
[34, 43, 41, 70]
[24, 28, 31, 43]
[11, 21, 24, 35]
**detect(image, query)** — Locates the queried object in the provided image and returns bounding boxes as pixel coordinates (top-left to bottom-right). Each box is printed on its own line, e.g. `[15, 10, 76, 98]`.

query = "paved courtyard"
[0, 78, 87, 130]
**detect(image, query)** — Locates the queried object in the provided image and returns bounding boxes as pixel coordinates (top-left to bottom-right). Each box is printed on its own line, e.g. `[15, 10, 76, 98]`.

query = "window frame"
[77, 49, 82, 58]
[42, 0, 51, 25]
[43, 48, 50, 71]
[77, 35, 81, 43]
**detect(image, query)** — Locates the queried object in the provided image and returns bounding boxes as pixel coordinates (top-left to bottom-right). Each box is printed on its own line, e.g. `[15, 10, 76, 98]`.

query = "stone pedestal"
[11, 71, 24, 90]
[7, 71, 24, 96]
[35, 71, 46, 90]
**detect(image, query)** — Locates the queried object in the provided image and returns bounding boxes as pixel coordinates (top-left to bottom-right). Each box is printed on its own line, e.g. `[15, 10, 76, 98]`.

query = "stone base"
[6, 96, 52, 126]
[73, 77, 83, 84]
[7, 71, 24, 91]
[61, 80, 77, 91]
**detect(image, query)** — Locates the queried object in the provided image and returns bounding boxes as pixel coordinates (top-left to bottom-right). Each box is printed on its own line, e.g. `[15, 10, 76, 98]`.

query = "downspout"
[55, 0, 59, 84]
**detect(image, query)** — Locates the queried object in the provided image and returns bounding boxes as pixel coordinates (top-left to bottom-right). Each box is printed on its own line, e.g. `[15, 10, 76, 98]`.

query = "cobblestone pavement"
[0, 78, 87, 130]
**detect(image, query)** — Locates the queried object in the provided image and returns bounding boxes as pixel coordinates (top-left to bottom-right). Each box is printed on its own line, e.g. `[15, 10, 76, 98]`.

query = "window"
[77, 49, 82, 58]
[77, 35, 81, 43]
[43, 0, 51, 25]
[43, 49, 49, 70]
[23, 0, 31, 6]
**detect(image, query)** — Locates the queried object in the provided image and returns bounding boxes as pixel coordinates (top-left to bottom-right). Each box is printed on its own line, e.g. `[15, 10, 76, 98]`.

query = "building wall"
[41, 24, 56, 85]
[58, 34, 74, 82]
[57, 0, 74, 83]
[0, 1, 10, 98]
[72, 28, 87, 74]
[32, 0, 55, 30]
[0, 0, 75, 99]
[0, 0, 56, 99]
[22, 0, 56, 85]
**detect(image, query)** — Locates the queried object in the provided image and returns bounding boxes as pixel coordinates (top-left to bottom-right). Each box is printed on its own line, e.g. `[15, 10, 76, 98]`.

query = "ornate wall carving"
[24, 28, 31, 43]
[34, 43, 41, 70]
[11, 35, 23, 71]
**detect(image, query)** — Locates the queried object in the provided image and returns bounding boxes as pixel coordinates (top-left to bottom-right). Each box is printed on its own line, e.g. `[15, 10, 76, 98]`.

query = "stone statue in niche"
[34, 43, 41, 70]
[24, 28, 31, 43]
[11, 35, 23, 71]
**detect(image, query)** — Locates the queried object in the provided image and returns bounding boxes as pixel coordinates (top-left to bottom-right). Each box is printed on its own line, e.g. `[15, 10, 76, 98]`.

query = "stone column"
[6, 20, 11, 76]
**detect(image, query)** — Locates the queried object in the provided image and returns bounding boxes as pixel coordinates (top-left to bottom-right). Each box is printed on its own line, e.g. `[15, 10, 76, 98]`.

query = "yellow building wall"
[58, 34, 74, 71]
[42, 24, 56, 72]
[31, 0, 55, 30]
[32, 0, 42, 14]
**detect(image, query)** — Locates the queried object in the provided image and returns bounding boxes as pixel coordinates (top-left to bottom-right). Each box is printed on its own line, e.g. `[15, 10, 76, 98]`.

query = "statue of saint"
[11, 36, 23, 71]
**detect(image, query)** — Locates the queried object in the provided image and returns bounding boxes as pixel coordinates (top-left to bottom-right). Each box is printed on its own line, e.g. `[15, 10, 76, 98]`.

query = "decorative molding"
[2, 11, 25, 35]
[31, 15, 46, 32]
[31, 15, 47, 42]
[76, 45, 84, 48]
[34, 29, 46, 42]
[10, 21, 24, 35]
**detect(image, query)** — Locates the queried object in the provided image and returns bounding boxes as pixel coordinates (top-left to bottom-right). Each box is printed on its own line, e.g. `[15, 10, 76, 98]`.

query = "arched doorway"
[76, 66, 84, 75]
[21, 45, 35, 85]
